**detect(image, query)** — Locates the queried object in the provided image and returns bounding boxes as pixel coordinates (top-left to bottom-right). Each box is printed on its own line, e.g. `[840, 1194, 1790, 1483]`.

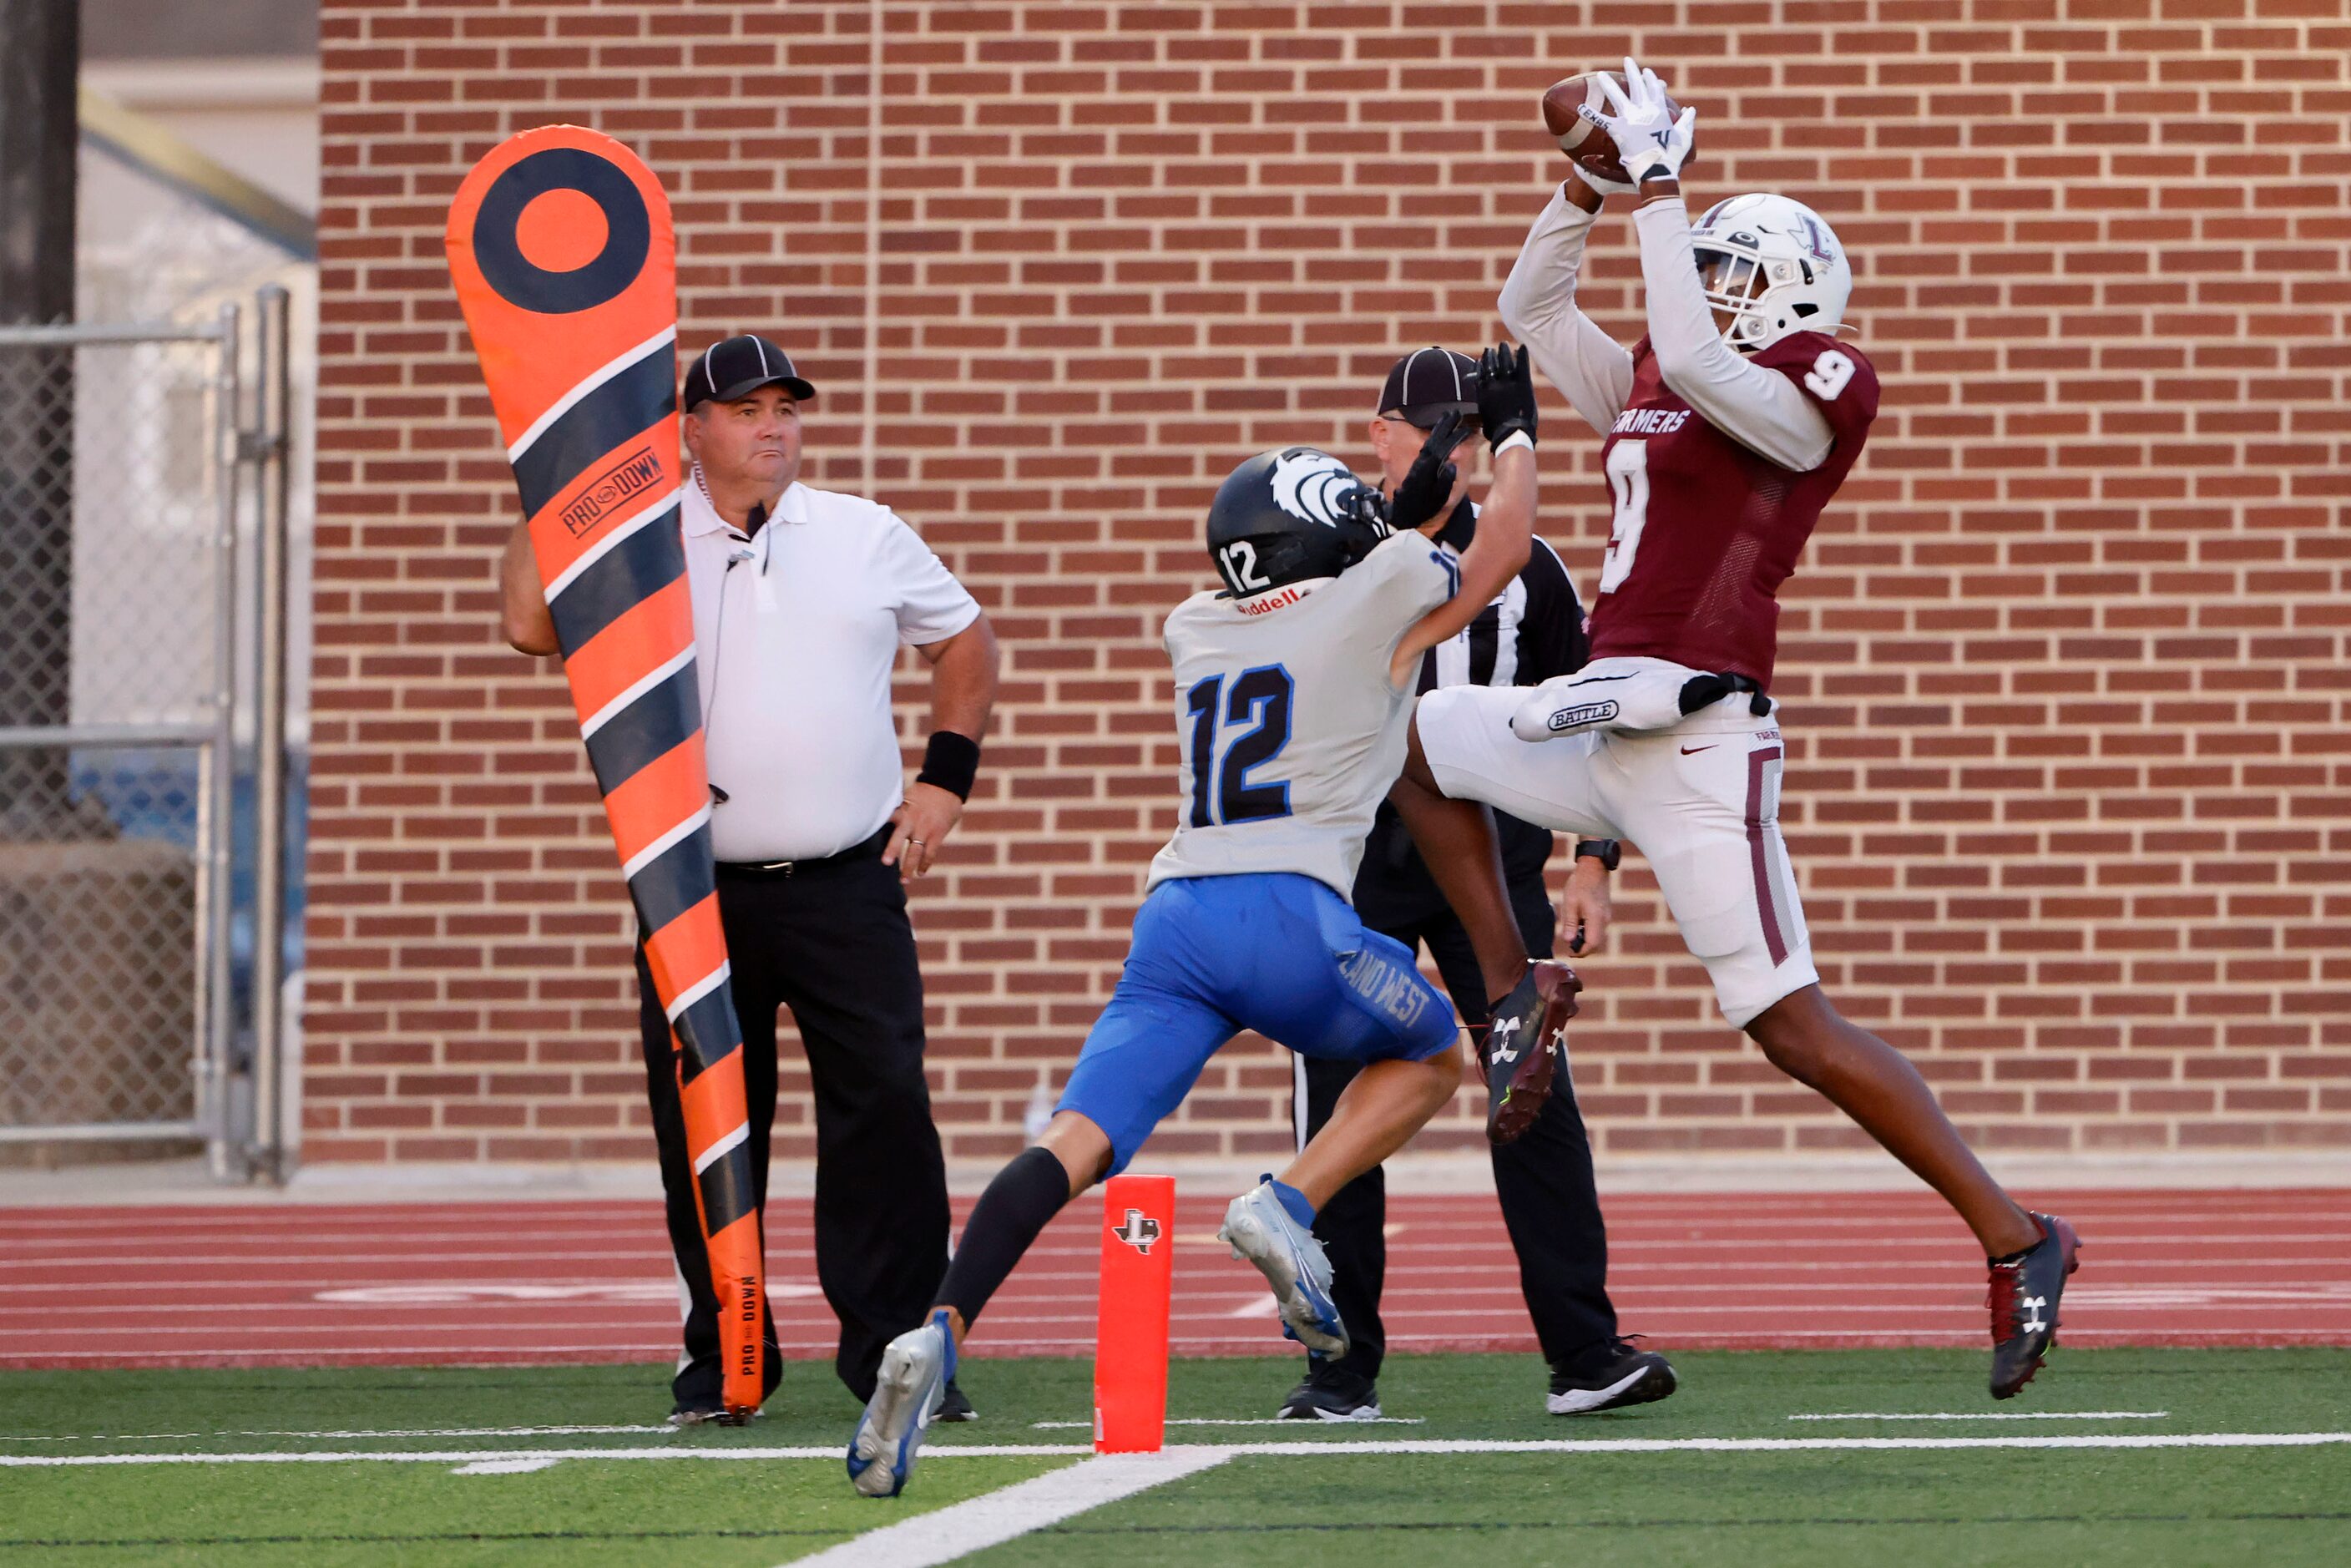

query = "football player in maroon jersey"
[1403, 60, 2080, 1399]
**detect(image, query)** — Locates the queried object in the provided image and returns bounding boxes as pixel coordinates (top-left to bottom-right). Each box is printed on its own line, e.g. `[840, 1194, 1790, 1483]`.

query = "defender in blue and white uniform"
[847, 344, 1575, 1499]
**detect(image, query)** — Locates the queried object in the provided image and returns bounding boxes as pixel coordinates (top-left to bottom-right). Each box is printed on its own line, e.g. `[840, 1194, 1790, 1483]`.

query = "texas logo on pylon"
[1112, 1209, 1163, 1254]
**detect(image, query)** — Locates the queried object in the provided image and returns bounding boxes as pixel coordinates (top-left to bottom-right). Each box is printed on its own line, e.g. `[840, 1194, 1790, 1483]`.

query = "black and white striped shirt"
[1355, 499, 1589, 926]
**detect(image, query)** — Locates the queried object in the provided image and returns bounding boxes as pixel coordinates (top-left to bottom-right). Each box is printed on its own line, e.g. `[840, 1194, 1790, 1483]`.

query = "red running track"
[2, 1189, 2347, 1369]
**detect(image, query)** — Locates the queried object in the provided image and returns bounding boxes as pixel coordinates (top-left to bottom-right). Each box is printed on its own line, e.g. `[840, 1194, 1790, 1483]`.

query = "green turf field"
[2, 1349, 2346, 1565]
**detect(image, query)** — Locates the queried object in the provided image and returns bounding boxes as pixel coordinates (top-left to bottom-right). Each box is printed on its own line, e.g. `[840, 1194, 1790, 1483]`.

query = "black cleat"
[1484, 961, 1581, 1146]
[1547, 1338, 1677, 1415]
[1988, 1211, 2082, 1399]
[669, 1402, 765, 1429]
[1277, 1364, 1383, 1422]
[935, 1378, 978, 1423]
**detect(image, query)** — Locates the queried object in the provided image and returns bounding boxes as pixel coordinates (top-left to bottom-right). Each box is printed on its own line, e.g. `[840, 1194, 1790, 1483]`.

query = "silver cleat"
[1218, 1178, 1348, 1358]
[847, 1309, 955, 1498]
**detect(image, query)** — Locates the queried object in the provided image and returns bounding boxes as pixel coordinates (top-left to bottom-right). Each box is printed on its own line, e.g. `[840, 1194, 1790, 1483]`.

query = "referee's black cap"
[1377, 346, 1480, 429]
[682, 334, 817, 411]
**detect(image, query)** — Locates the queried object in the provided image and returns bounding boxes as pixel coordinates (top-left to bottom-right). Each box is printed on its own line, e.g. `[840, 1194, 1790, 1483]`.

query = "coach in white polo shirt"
[500, 333, 999, 1425]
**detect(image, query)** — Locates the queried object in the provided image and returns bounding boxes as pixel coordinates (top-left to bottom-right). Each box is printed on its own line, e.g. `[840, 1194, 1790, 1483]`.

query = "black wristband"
[917, 729, 980, 801]
[1574, 838, 1620, 873]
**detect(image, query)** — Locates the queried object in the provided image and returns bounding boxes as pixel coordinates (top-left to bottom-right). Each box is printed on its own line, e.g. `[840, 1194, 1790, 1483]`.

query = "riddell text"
[1238, 585, 1302, 616]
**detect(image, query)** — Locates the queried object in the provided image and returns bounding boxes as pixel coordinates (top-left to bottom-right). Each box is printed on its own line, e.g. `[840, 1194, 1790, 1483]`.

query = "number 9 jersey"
[1146, 530, 1461, 900]
[1590, 329, 1879, 689]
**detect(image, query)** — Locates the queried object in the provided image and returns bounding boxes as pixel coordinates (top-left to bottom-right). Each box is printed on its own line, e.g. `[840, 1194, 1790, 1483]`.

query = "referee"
[499, 334, 1000, 1424]
[1278, 348, 1676, 1421]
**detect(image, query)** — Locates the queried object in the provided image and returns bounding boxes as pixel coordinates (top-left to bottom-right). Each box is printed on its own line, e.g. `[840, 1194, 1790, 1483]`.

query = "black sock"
[938, 1145, 1074, 1330]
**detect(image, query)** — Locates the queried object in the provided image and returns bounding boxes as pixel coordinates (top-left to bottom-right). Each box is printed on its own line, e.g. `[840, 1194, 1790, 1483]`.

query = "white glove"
[1578, 57, 1696, 185]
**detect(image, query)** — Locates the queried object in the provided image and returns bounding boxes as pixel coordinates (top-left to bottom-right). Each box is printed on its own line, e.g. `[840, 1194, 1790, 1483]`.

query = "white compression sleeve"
[1631, 197, 1834, 473]
[1497, 185, 1636, 438]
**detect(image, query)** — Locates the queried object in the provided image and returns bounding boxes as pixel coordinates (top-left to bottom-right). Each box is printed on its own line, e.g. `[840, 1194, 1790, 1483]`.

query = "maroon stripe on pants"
[1746, 745, 1787, 967]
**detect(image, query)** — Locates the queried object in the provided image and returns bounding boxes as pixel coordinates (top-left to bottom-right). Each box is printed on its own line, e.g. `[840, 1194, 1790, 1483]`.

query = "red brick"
[306, 1, 2351, 1164]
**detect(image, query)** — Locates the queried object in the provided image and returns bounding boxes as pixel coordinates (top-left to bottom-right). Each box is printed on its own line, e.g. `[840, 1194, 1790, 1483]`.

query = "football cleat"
[1484, 961, 1581, 1146]
[1987, 1211, 2081, 1399]
[934, 1378, 978, 1424]
[1547, 1338, 1678, 1415]
[668, 1401, 765, 1429]
[847, 1308, 956, 1498]
[1277, 1366, 1383, 1422]
[1219, 1179, 1349, 1358]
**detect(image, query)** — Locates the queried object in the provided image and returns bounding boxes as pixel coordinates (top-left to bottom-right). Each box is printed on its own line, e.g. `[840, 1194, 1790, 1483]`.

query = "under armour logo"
[1489, 1014, 1523, 1064]
[1112, 1209, 1162, 1254]
[2021, 1294, 2048, 1335]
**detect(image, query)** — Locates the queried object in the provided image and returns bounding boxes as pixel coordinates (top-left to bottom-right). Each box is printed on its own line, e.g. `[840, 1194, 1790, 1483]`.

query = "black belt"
[715, 824, 892, 881]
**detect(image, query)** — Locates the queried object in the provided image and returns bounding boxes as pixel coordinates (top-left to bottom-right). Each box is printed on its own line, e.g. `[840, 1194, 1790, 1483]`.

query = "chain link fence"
[0, 314, 247, 1161]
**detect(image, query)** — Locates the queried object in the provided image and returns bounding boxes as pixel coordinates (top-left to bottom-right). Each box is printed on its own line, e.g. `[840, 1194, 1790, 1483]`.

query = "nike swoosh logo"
[1680, 744, 1716, 755]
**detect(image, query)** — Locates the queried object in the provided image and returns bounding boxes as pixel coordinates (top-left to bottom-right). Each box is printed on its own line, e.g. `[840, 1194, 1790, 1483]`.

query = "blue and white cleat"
[1219, 1178, 1349, 1358]
[847, 1308, 957, 1499]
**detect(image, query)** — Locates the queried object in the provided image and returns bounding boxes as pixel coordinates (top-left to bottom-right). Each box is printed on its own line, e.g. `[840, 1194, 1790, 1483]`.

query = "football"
[1540, 70, 1694, 184]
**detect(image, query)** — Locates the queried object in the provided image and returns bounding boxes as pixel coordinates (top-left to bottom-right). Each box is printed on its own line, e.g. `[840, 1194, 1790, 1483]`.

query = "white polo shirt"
[682, 476, 981, 862]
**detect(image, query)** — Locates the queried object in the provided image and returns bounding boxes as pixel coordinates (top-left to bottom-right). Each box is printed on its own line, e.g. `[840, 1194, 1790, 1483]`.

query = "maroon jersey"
[1585, 330, 1879, 687]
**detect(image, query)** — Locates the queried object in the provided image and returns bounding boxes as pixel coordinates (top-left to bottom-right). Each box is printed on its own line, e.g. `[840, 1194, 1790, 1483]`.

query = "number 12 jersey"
[1146, 531, 1460, 900]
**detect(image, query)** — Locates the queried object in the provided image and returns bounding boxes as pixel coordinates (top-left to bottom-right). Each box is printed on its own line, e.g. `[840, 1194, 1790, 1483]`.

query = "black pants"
[636, 848, 951, 1409]
[1295, 878, 1619, 1381]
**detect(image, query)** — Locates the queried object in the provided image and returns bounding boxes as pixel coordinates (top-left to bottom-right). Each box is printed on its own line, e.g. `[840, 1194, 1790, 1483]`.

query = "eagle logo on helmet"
[1270, 448, 1364, 529]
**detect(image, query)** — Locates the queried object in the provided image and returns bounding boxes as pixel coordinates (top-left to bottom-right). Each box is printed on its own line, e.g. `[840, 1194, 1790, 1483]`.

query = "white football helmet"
[1689, 193, 1851, 352]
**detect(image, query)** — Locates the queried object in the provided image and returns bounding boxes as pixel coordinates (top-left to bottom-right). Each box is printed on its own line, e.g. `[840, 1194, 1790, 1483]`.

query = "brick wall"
[306, 0, 2351, 1166]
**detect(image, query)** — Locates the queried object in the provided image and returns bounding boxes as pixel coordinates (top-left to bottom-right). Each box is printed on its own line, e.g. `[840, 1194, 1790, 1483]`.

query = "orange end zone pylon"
[443, 125, 766, 1419]
[1095, 1172, 1176, 1453]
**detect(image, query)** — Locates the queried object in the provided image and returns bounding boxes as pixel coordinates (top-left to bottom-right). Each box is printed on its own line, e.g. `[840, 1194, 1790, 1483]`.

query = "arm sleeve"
[1630, 198, 1837, 473]
[1496, 185, 1637, 438]
[878, 511, 983, 645]
[1514, 536, 1589, 684]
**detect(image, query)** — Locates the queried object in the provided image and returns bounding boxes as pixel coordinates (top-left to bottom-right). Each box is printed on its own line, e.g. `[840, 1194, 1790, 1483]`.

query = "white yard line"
[1788, 1411, 2168, 1422]
[788, 1449, 1234, 1568]
[1206, 1434, 2351, 1455]
[450, 1457, 560, 1474]
[0, 1444, 1090, 1468]
[3, 1432, 2347, 1469]
[0, 1424, 675, 1443]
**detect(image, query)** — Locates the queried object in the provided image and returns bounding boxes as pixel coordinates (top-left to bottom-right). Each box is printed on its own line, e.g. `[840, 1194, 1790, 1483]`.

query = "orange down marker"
[1094, 1173, 1176, 1454]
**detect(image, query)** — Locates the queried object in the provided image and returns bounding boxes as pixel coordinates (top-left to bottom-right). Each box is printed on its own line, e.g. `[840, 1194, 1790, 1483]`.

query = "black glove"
[1677, 671, 1772, 716]
[1332, 475, 1394, 568]
[1475, 341, 1537, 451]
[1388, 409, 1474, 533]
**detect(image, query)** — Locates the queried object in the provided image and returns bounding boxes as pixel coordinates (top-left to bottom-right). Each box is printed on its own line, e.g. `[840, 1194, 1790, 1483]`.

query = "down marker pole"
[1094, 1172, 1175, 1454]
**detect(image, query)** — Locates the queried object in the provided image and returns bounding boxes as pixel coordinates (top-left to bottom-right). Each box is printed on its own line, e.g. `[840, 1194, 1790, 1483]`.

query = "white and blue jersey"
[1147, 529, 1463, 898]
[1059, 532, 1468, 1174]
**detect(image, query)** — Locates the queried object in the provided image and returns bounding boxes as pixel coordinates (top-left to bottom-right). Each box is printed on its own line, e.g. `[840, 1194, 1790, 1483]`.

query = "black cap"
[1377, 346, 1479, 429]
[682, 334, 817, 411]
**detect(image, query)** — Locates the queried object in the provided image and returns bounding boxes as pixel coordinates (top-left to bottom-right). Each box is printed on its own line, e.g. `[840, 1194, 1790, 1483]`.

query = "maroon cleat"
[1987, 1211, 2082, 1399]
[1483, 961, 1580, 1146]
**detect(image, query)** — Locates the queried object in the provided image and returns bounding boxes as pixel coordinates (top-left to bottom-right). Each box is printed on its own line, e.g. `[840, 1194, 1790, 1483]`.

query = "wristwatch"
[1573, 838, 1620, 873]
